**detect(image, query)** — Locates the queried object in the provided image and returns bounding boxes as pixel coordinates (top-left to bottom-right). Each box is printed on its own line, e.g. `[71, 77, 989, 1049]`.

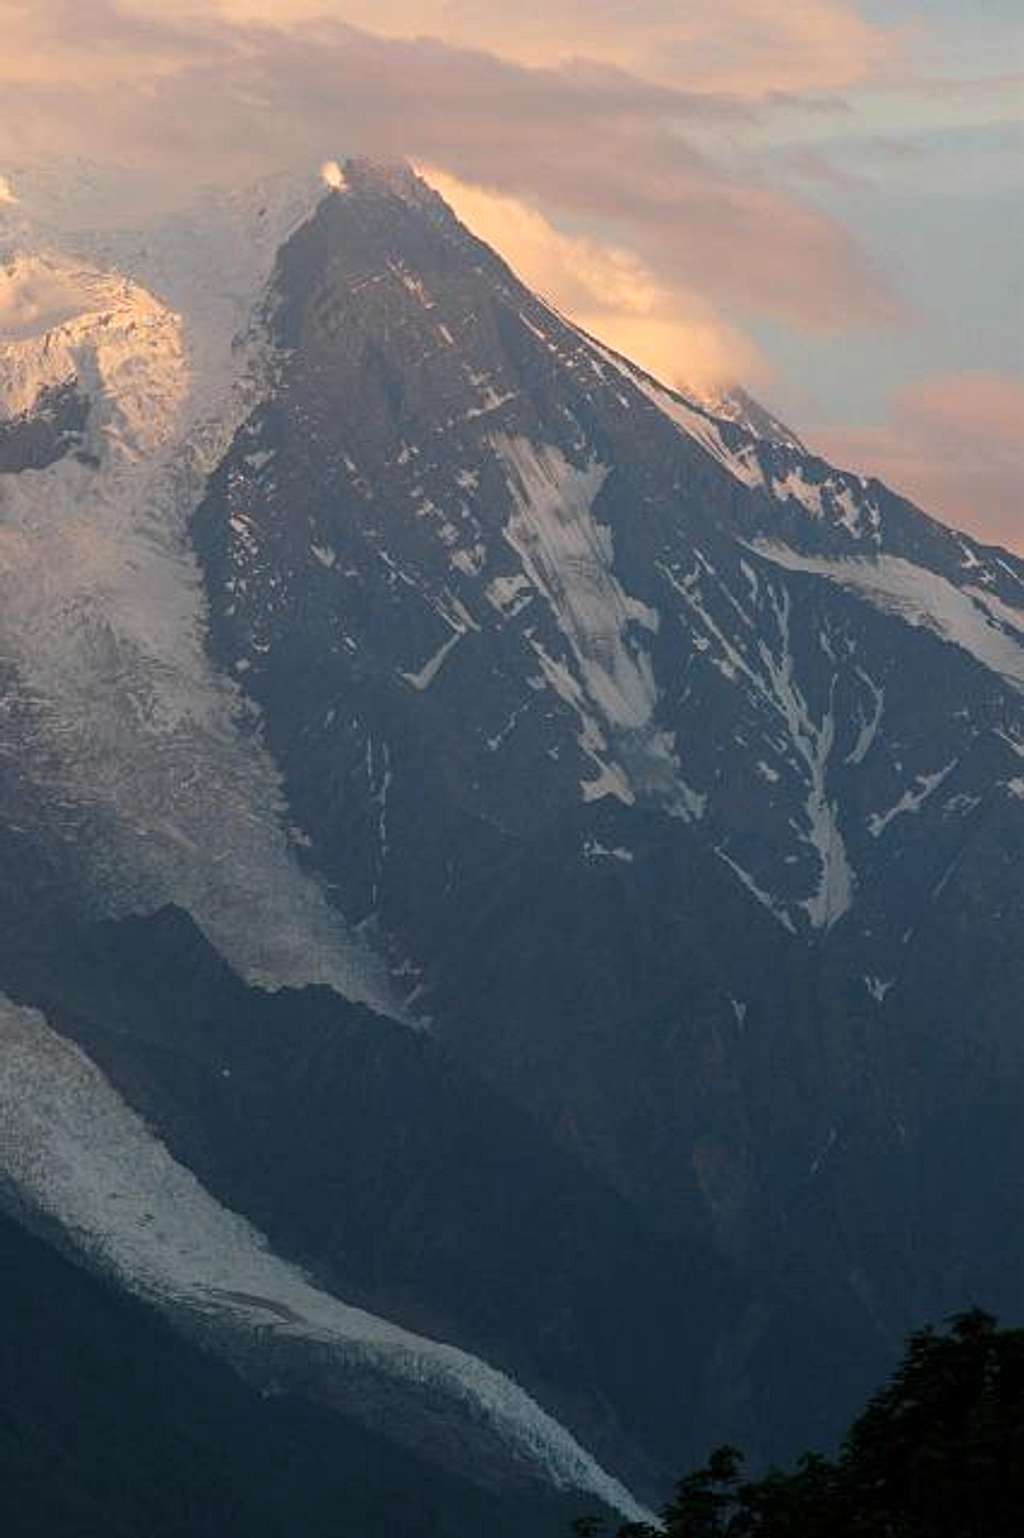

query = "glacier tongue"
[0, 993, 653, 1526]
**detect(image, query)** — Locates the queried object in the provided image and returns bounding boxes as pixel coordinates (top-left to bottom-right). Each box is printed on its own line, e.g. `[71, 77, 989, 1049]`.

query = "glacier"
[0, 173, 395, 1012]
[0, 992, 653, 1526]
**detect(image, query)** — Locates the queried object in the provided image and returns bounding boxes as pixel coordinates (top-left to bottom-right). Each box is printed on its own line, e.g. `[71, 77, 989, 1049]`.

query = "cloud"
[159, 1, 900, 97]
[0, 3, 902, 334]
[1, 7, 1007, 553]
[424, 168, 767, 390]
[0, 0, 192, 85]
[811, 371, 1024, 552]
[320, 159, 347, 191]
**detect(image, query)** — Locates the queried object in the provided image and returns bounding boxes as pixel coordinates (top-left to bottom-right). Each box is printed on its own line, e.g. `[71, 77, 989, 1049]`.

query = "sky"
[1, 1, 1021, 547]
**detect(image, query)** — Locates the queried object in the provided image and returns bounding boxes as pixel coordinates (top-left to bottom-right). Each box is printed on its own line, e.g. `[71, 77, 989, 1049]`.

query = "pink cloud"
[423, 168, 769, 390]
[812, 372, 1024, 552]
[165, 1, 900, 97]
[0, 4, 902, 334]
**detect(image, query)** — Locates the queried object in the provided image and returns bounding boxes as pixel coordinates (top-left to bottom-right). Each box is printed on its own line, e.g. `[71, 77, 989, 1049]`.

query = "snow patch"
[583, 839, 634, 864]
[466, 386, 517, 420]
[868, 761, 958, 838]
[486, 571, 533, 616]
[496, 436, 701, 816]
[964, 584, 1024, 639]
[391, 262, 435, 309]
[401, 628, 464, 691]
[847, 669, 884, 765]
[772, 467, 823, 518]
[715, 847, 796, 933]
[751, 545, 1024, 694]
[450, 543, 485, 577]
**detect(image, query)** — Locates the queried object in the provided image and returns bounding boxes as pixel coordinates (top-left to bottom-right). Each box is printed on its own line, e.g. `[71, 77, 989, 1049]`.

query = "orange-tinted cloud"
[2, 8, 1007, 549]
[156, 1, 899, 97]
[0, 0, 191, 85]
[423, 168, 766, 391]
[812, 372, 1024, 551]
[0, 5, 902, 334]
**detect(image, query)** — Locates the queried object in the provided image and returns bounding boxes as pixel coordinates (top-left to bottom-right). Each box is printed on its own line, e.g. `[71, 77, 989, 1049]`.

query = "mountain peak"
[703, 384, 806, 452]
[4, 139, 1024, 1538]
[341, 156, 443, 210]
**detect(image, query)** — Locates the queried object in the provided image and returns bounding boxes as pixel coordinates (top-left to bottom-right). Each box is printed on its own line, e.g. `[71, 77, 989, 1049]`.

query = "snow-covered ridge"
[751, 543, 1024, 694]
[0, 161, 335, 444]
[0, 994, 653, 1527]
[0, 251, 187, 457]
[584, 334, 893, 548]
[0, 252, 109, 349]
[582, 334, 766, 490]
[700, 385, 805, 452]
[552, 316, 898, 555]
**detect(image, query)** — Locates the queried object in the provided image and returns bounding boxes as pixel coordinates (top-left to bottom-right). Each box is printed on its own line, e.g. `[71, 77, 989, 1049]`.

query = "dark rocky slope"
[190, 159, 1024, 1460]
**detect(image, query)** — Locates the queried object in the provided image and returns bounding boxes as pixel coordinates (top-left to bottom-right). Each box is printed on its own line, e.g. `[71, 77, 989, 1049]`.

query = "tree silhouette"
[571, 1310, 1024, 1537]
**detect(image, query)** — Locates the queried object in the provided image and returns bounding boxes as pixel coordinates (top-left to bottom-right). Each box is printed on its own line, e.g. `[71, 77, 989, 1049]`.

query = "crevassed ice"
[0, 185, 396, 1014]
[0, 995, 653, 1527]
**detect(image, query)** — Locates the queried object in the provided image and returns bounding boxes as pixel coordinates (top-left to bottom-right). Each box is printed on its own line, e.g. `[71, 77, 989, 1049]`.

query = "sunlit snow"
[0, 173, 396, 1013]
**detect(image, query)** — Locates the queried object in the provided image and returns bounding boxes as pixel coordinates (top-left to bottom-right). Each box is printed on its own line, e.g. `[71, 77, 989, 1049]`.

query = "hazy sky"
[1, 1, 1021, 546]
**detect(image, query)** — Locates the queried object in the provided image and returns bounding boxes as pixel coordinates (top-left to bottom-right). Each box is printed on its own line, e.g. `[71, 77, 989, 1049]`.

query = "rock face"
[0, 380, 90, 472]
[1, 158, 1023, 1528]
